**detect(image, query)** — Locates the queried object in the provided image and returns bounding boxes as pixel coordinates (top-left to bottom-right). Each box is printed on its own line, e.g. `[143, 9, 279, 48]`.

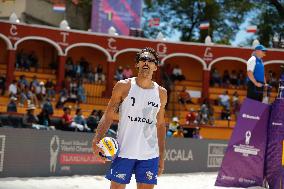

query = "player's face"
[136, 52, 157, 74]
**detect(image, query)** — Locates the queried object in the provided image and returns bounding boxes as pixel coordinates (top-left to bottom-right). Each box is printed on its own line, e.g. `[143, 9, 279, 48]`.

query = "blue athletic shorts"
[105, 156, 159, 185]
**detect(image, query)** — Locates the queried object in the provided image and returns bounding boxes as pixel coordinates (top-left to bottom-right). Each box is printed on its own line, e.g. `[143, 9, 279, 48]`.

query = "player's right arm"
[92, 81, 126, 156]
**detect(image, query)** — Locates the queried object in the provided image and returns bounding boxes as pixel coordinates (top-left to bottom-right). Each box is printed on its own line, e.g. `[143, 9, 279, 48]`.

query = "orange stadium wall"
[17, 40, 57, 69]
[67, 47, 108, 72]
[0, 40, 8, 65]
[164, 57, 203, 81]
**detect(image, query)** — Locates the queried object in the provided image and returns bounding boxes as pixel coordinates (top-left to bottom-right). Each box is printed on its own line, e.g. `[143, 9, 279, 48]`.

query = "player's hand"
[255, 82, 263, 87]
[158, 157, 164, 176]
[92, 139, 104, 160]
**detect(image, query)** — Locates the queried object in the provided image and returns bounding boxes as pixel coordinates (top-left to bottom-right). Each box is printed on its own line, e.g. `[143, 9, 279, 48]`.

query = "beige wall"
[25, 0, 64, 26]
[0, 0, 26, 21]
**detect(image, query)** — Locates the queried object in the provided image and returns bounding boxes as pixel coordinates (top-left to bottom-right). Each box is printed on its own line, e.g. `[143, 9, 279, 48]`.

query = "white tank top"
[117, 77, 161, 160]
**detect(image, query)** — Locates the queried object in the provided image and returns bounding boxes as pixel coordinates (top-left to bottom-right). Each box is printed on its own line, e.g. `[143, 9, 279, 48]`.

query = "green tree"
[143, 0, 254, 44]
[251, 0, 284, 47]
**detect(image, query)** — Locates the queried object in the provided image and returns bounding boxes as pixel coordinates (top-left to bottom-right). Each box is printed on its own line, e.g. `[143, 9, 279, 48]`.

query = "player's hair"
[135, 47, 160, 65]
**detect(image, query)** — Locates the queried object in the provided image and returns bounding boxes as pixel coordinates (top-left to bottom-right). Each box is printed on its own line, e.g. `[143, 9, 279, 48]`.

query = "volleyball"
[97, 137, 119, 161]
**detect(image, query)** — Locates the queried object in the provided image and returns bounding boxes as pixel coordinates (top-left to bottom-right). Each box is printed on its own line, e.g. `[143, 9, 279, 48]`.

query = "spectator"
[230, 70, 238, 87]
[65, 57, 74, 77]
[222, 70, 231, 87]
[42, 98, 54, 116]
[94, 64, 105, 83]
[28, 51, 38, 71]
[37, 109, 53, 129]
[210, 68, 222, 86]
[232, 91, 240, 118]
[221, 106, 231, 120]
[8, 80, 18, 97]
[168, 117, 180, 134]
[73, 108, 91, 132]
[171, 65, 185, 82]
[30, 75, 39, 91]
[75, 62, 83, 78]
[192, 127, 203, 139]
[77, 82, 86, 104]
[218, 91, 230, 109]
[22, 104, 39, 128]
[61, 106, 73, 131]
[199, 104, 209, 124]
[18, 75, 29, 90]
[36, 81, 46, 104]
[268, 70, 278, 91]
[173, 126, 184, 138]
[122, 65, 133, 79]
[115, 66, 124, 81]
[79, 57, 89, 74]
[178, 86, 194, 106]
[7, 96, 17, 113]
[45, 79, 56, 100]
[0, 74, 5, 96]
[185, 108, 197, 125]
[87, 109, 100, 132]
[56, 87, 68, 109]
[237, 70, 245, 88]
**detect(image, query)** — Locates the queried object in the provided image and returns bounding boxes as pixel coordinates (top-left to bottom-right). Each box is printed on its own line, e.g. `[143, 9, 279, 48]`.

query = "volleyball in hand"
[97, 137, 119, 161]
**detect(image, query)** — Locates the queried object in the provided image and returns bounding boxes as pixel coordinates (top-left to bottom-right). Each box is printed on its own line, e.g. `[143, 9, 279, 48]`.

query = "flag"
[246, 25, 257, 33]
[148, 18, 160, 27]
[199, 21, 210, 30]
[53, 4, 66, 12]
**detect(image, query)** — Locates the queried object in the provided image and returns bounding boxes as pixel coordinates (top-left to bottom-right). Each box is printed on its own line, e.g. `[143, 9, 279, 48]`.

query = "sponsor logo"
[146, 171, 154, 180]
[207, 143, 227, 168]
[50, 135, 60, 173]
[128, 116, 153, 125]
[148, 101, 158, 108]
[233, 130, 260, 157]
[221, 175, 235, 181]
[115, 173, 126, 180]
[242, 113, 260, 120]
[238, 177, 256, 184]
[272, 122, 282, 126]
[245, 131, 251, 145]
[0, 135, 6, 172]
[165, 149, 193, 161]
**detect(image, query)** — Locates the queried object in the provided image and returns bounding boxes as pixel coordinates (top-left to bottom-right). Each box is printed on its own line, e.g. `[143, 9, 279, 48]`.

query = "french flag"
[53, 4, 66, 12]
[246, 25, 257, 33]
[199, 21, 210, 30]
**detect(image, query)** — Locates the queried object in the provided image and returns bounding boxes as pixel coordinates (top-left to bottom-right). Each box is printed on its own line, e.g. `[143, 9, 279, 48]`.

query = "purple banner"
[215, 98, 270, 188]
[91, 0, 142, 35]
[265, 99, 284, 189]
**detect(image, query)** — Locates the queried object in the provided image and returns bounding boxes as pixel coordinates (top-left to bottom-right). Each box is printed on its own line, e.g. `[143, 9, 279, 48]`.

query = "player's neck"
[135, 76, 153, 89]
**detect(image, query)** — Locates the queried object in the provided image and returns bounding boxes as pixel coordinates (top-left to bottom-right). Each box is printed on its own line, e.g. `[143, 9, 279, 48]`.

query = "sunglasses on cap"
[138, 56, 157, 64]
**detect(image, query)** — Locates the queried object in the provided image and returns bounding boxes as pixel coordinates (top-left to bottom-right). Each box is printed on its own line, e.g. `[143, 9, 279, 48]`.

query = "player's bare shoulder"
[113, 78, 132, 99]
[158, 86, 167, 101]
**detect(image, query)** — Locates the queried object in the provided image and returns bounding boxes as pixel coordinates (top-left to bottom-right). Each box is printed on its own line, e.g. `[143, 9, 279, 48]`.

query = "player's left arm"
[157, 86, 167, 176]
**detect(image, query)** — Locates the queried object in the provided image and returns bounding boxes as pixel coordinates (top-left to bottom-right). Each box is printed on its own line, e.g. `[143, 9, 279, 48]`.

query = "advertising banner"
[91, 0, 142, 35]
[0, 128, 227, 178]
[266, 99, 284, 189]
[216, 98, 270, 188]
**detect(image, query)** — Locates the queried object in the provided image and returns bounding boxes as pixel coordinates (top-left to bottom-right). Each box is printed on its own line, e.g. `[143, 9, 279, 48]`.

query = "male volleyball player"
[92, 47, 167, 189]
